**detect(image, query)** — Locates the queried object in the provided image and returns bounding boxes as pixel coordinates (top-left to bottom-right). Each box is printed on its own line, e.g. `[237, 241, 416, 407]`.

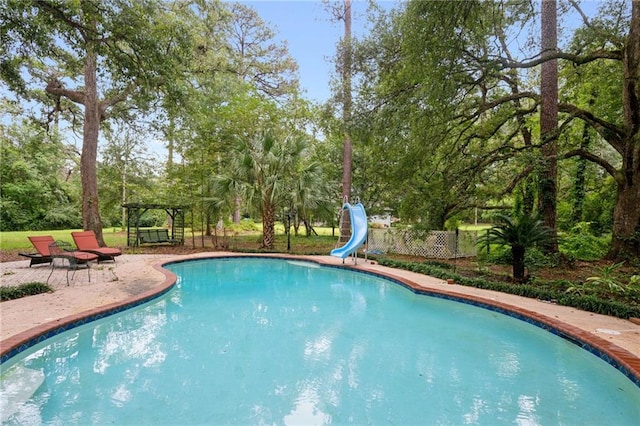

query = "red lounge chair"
[71, 230, 122, 262]
[19, 236, 55, 267]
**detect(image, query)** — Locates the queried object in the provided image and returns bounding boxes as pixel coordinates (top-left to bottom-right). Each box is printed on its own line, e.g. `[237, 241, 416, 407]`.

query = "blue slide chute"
[330, 203, 368, 259]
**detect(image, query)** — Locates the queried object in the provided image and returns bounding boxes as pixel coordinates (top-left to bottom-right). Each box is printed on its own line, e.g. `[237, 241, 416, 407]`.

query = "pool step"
[0, 365, 45, 423]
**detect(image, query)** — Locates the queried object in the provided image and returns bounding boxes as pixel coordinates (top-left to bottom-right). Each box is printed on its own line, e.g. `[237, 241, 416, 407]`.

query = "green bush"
[524, 247, 562, 274]
[374, 258, 640, 319]
[226, 218, 260, 233]
[477, 245, 512, 265]
[559, 223, 609, 261]
[0, 282, 53, 301]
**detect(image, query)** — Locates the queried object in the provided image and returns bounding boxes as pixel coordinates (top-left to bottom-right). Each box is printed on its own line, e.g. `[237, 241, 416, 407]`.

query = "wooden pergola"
[122, 203, 186, 247]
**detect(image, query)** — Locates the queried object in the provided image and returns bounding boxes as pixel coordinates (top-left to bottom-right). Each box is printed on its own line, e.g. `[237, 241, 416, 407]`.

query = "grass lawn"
[0, 229, 127, 250]
[0, 226, 341, 253]
[458, 223, 492, 231]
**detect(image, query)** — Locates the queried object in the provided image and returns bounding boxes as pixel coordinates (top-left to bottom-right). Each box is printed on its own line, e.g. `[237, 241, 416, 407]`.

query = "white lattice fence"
[367, 228, 477, 259]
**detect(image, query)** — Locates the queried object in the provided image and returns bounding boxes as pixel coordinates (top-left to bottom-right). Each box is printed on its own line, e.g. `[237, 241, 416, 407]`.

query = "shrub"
[478, 213, 553, 282]
[477, 245, 513, 265]
[0, 282, 53, 301]
[374, 257, 640, 319]
[566, 263, 640, 299]
[226, 218, 260, 233]
[559, 223, 609, 261]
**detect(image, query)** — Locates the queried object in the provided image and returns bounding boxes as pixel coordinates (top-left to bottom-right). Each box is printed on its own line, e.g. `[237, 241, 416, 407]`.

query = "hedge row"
[375, 258, 640, 319]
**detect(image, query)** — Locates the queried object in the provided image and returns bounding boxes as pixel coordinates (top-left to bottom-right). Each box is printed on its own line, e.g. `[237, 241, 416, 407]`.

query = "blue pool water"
[1, 257, 639, 425]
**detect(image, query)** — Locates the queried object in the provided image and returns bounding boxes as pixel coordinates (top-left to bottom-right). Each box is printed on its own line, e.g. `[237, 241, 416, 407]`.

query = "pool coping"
[1, 254, 639, 389]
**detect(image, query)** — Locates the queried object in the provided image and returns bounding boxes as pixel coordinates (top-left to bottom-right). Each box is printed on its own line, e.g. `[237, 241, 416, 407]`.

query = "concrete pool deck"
[1, 252, 639, 381]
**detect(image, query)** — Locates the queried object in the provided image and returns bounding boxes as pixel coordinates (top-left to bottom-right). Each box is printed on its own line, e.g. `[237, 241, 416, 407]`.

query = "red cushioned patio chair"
[19, 236, 56, 267]
[71, 230, 122, 263]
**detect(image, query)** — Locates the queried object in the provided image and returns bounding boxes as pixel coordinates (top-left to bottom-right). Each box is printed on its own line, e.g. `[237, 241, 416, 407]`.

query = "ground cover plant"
[0, 282, 53, 301]
[373, 257, 640, 320]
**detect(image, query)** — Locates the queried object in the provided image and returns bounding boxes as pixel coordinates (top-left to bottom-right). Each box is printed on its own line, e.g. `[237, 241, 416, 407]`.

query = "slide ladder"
[330, 203, 368, 263]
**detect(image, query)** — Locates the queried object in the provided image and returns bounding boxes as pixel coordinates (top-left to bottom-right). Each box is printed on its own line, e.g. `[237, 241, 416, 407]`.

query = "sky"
[242, 0, 603, 104]
[240, 0, 401, 103]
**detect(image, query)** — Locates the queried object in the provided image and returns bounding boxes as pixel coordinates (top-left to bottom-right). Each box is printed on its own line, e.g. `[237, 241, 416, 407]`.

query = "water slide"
[330, 203, 368, 259]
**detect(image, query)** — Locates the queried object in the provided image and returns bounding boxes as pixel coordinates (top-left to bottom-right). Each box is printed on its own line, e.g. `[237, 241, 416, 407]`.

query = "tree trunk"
[522, 176, 535, 216]
[341, 0, 353, 203]
[82, 44, 104, 245]
[233, 195, 241, 224]
[511, 245, 526, 282]
[571, 107, 594, 226]
[262, 202, 276, 249]
[205, 209, 212, 237]
[538, 0, 558, 252]
[121, 162, 126, 230]
[607, 1, 640, 259]
[608, 148, 640, 258]
[334, 0, 353, 244]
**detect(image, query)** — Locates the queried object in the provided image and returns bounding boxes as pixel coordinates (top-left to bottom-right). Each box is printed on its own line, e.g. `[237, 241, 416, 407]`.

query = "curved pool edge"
[1, 253, 639, 388]
[0, 264, 177, 364]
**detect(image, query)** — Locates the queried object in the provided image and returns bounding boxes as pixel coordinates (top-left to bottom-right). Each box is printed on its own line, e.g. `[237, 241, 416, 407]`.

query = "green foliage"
[524, 246, 564, 273]
[226, 219, 260, 233]
[478, 213, 553, 281]
[0, 120, 81, 231]
[480, 246, 568, 279]
[375, 258, 640, 319]
[477, 245, 513, 265]
[97, 128, 158, 228]
[214, 127, 324, 249]
[586, 261, 627, 291]
[556, 294, 639, 319]
[479, 213, 553, 250]
[0, 282, 53, 301]
[559, 222, 610, 261]
[566, 262, 640, 299]
[2, 0, 197, 235]
[346, 0, 640, 260]
[557, 171, 616, 235]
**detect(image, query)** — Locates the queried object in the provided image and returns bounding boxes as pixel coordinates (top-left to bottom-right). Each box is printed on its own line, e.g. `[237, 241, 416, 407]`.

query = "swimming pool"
[1, 257, 639, 424]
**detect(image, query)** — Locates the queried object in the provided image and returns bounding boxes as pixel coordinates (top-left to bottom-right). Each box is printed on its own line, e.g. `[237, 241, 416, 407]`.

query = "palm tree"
[216, 132, 307, 249]
[479, 213, 553, 282]
[290, 160, 335, 236]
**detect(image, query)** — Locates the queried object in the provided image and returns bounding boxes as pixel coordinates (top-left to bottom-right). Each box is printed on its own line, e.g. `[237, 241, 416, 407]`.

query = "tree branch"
[558, 102, 625, 152]
[492, 50, 622, 69]
[562, 148, 620, 181]
[502, 164, 535, 195]
[98, 86, 134, 120]
[45, 78, 85, 105]
[36, 1, 88, 33]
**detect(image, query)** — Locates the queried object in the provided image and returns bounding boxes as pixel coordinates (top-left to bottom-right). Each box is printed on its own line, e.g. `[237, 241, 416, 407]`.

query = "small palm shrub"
[566, 263, 640, 299]
[478, 213, 553, 282]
